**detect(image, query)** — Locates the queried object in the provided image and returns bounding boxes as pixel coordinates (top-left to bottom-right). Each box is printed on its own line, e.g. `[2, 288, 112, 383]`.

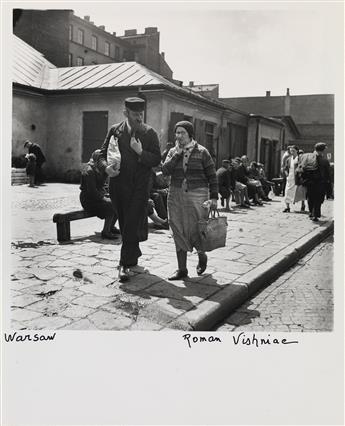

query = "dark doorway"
[260, 138, 280, 179]
[82, 111, 108, 163]
[229, 123, 247, 158]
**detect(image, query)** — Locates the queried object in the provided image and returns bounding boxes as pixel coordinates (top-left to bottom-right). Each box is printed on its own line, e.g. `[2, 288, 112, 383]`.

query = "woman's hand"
[175, 145, 183, 155]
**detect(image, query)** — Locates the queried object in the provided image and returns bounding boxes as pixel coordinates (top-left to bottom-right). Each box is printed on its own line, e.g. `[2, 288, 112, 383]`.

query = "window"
[105, 41, 110, 56]
[205, 122, 215, 157]
[68, 53, 73, 66]
[77, 29, 84, 45]
[91, 35, 98, 51]
[115, 46, 120, 60]
[69, 24, 73, 41]
[76, 57, 84, 66]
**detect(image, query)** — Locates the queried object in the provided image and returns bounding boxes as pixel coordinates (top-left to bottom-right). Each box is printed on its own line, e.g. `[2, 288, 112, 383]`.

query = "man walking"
[300, 142, 331, 222]
[100, 97, 161, 281]
[24, 140, 46, 184]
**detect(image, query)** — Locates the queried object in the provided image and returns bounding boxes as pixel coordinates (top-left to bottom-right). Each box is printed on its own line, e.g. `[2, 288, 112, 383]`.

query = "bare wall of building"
[12, 90, 48, 158]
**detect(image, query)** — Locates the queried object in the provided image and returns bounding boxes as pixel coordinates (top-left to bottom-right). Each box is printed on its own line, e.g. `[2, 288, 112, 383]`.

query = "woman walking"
[283, 145, 299, 212]
[162, 121, 218, 280]
[294, 149, 307, 212]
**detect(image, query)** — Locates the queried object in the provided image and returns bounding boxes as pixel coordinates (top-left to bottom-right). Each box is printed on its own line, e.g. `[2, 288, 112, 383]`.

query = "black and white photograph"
[2, 1, 344, 425]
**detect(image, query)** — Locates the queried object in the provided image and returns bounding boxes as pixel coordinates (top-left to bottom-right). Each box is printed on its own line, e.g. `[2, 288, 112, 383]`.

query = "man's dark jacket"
[100, 121, 161, 242]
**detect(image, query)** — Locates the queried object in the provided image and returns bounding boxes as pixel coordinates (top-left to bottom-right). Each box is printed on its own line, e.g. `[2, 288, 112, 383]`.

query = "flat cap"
[315, 142, 327, 151]
[125, 97, 145, 111]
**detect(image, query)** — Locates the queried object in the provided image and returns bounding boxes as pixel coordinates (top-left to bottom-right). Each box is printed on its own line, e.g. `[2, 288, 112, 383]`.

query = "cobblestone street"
[216, 236, 333, 332]
[8, 183, 334, 331]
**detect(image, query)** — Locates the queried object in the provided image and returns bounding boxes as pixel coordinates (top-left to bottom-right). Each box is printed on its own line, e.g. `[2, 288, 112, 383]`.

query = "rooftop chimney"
[161, 52, 165, 59]
[124, 29, 137, 36]
[285, 88, 291, 115]
[99, 25, 105, 30]
[145, 27, 158, 35]
[266, 90, 271, 97]
[112, 32, 117, 36]
[189, 81, 194, 87]
[84, 15, 90, 21]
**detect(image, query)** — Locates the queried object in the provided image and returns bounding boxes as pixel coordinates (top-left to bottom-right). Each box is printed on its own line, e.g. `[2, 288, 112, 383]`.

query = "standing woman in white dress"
[283, 145, 299, 212]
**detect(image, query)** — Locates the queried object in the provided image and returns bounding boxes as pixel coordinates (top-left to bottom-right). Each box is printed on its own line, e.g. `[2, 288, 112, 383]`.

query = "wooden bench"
[53, 210, 96, 242]
[271, 178, 284, 196]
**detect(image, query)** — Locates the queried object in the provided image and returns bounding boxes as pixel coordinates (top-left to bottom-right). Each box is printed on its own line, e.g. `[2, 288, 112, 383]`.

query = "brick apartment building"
[13, 9, 173, 80]
[221, 89, 334, 160]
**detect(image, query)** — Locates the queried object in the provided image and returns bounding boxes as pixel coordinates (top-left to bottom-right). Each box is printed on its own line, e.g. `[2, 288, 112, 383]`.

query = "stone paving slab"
[8, 183, 334, 331]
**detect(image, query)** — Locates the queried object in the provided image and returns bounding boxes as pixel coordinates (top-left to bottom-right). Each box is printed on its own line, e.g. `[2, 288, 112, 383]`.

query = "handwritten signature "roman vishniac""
[183, 332, 298, 348]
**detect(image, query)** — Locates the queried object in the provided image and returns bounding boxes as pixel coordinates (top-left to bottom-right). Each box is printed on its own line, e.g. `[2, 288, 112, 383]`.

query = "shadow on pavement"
[59, 234, 122, 245]
[119, 271, 224, 316]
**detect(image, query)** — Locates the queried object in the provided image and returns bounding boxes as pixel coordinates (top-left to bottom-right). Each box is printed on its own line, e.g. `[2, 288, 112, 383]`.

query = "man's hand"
[105, 164, 120, 177]
[130, 137, 143, 156]
[210, 199, 218, 210]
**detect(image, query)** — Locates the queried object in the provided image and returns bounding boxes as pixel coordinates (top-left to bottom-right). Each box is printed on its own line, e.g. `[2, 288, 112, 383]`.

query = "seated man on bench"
[80, 149, 119, 239]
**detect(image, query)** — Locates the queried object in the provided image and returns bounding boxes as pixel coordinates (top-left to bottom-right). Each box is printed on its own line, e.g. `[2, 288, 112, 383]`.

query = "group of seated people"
[79, 149, 170, 240]
[79, 149, 274, 239]
[216, 155, 274, 211]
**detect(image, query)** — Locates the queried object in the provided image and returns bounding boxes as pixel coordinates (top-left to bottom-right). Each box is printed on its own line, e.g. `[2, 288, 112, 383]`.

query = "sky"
[69, 2, 343, 98]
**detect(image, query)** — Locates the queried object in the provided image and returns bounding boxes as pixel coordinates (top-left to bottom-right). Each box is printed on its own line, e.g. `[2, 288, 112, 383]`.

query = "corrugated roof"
[13, 35, 56, 88]
[12, 35, 247, 113]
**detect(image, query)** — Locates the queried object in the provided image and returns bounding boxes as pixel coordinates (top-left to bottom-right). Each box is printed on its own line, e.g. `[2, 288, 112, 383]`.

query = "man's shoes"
[168, 269, 188, 280]
[283, 207, 290, 213]
[312, 217, 319, 222]
[221, 198, 225, 207]
[301, 205, 306, 212]
[240, 204, 250, 208]
[110, 227, 121, 235]
[101, 231, 118, 239]
[196, 253, 207, 275]
[118, 266, 130, 282]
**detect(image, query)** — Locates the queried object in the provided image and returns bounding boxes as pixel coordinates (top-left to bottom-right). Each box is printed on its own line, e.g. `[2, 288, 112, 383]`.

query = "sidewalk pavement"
[10, 183, 334, 331]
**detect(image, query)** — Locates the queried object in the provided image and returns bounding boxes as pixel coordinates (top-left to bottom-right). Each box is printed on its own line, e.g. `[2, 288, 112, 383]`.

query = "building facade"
[221, 89, 335, 160]
[12, 35, 290, 181]
[13, 9, 173, 79]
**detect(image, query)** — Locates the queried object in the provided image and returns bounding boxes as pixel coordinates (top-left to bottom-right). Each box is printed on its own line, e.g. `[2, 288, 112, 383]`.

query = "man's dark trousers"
[306, 182, 326, 218]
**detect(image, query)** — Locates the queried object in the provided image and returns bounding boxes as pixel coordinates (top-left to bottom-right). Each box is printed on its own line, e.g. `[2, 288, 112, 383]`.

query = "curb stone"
[166, 219, 334, 331]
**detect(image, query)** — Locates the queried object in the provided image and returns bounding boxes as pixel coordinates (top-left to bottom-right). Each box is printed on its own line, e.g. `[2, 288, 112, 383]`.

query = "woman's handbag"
[198, 209, 228, 252]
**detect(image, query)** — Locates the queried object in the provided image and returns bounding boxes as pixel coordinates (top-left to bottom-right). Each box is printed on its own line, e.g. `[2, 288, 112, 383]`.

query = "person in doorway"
[24, 140, 46, 184]
[283, 145, 299, 212]
[162, 121, 218, 280]
[80, 150, 118, 239]
[100, 97, 161, 281]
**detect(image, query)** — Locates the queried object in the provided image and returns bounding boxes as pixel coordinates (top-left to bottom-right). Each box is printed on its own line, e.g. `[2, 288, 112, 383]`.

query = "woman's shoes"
[168, 269, 188, 280]
[196, 253, 208, 275]
[283, 207, 290, 213]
